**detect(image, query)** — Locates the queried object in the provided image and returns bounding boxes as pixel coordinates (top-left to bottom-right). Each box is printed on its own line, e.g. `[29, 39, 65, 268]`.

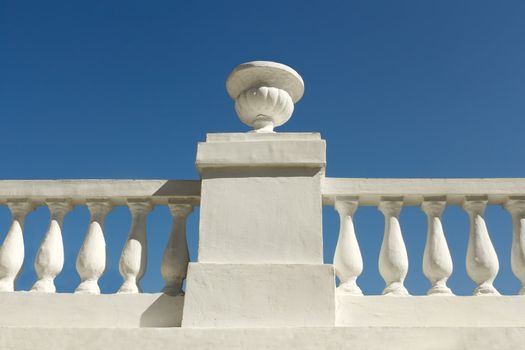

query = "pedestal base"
[182, 263, 335, 328]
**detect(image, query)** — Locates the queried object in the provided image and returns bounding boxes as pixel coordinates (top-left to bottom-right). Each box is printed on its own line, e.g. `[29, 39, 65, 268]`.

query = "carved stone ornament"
[226, 61, 304, 133]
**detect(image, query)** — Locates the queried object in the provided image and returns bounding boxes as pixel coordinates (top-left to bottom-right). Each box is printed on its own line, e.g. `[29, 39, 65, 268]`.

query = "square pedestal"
[196, 133, 326, 264]
[182, 263, 335, 328]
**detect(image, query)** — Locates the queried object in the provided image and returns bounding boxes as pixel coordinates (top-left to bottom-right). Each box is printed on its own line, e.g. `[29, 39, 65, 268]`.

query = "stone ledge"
[2, 327, 524, 350]
[0, 292, 183, 328]
[322, 177, 525, 206]
[196, 135, 326, 171]
[206, 133, 321, 142]
[337, 295, 525, 327]
[0, 180, 201, 205]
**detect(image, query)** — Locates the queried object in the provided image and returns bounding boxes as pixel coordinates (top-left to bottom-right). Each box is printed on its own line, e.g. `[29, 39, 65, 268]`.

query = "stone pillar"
[181, 61, 335, 328]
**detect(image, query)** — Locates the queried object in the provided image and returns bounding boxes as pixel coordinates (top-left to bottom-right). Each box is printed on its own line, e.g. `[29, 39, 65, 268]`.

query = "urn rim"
[226, 61, 304, 103]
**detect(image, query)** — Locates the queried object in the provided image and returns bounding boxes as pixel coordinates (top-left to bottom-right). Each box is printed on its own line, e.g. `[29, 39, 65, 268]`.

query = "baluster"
[463, 198, 499, 296]
[75, 199, 112, 294]
[378, 199, 409, 296]
[0, 200, 34, 292]
[421, 199, 453, 295]
[333, 197, 363, 295]
[504, 199, 525, 295]
[118, 199, 152, 293]
[161, 202, 193, 296]
[32, 200, 72, 293]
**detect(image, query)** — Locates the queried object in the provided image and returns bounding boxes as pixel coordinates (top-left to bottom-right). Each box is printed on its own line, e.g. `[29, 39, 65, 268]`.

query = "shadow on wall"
[140, 293, 185, 327]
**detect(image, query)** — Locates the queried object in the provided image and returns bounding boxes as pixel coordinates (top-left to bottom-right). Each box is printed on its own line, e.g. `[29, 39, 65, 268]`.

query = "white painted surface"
[226, 61, 304, 102]
[75, 200, 111, 294]
[333, 198, 362, 295]
[182, 263, 335, 327]
[2, 293, 525, 329]
[196, 134, 326, 170]
[197, 133, 325, 263]
[0, 195, 194, 293]
[161, 203, 192, 295]
[378, 200, 409, 296]
[463, 199, 500, 295]
[206, 132, 320, 142]
[0, 179, 200, 205]
[2, 327, 524, 350]
[199, 172, 323, 263]
[236, 86, 294, 133]
[226, 61, 304, 133]
[421, 200, 453, 295]
[322, 177, 525, 205]
[505, 199, 525, 295]
[0, 293, 183, 327]
[3, 60, 525, 349]
[118, 200, 152, 294]
[0, 200, 33, 292]
[336, 296, 525, 327]
[32, 200, 72, 293]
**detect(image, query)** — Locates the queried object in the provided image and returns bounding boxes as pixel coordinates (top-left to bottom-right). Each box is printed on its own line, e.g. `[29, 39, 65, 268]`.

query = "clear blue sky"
[1, 1, 525, 295]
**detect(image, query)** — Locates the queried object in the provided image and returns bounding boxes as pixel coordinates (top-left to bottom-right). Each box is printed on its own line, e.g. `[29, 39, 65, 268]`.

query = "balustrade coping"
[0, 180, 201, 206]
[322, 178, 525, 206]
[2, 178, 525, 207]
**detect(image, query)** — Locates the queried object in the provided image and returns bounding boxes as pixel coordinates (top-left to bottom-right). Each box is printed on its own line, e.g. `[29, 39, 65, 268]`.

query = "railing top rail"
[322, 177, 525, 206]
[0, 179, 201, 206]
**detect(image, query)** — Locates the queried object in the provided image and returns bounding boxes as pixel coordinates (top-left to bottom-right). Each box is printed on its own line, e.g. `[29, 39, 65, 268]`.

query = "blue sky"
[1, 1, 525, 295]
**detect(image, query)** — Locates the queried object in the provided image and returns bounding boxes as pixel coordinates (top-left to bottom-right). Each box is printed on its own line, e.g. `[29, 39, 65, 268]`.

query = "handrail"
[0, 179, 201, 205]
[322, 178, 525, 205]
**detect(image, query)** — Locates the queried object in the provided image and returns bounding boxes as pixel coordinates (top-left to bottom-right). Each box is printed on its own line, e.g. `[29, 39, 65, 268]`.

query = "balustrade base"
[0, 292, 183, 328]
[427, 284, 454, 296]
[473, 283, 500, 296]
[336, 295, 525, 327]
[182, 263, 336, 327]
[2, 326, 524, 350]
[382, 282, 410, 296]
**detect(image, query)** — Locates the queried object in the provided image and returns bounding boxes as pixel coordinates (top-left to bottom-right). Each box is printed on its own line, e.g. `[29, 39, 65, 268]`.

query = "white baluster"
[504, 199, 525, 295]
[0, 200, 34, 292]
[421, 200, 453, 296]
[463, 198, 500, 296]
[75, 200, 111, 294]
[32, 200, 72, 293]
[333, 198, 363, 295]
[161, 203, 193, 296]
[378, 199, 409, 296]
[118, 200, 152, 294]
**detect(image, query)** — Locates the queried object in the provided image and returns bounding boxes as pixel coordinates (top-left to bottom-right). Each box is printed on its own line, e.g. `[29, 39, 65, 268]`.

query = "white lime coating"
[226, 61, 304, 102]
[0, 60, 525, 349]
[226, 61, 304, 132]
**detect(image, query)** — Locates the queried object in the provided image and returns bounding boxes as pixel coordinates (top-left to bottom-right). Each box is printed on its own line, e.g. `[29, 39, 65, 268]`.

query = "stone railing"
[2, 60, 525, 349]
[323, 178, 525, 297]
[0, 180, 200, 294]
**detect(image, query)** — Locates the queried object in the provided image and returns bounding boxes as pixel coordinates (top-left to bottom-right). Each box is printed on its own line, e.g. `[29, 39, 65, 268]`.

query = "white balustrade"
[421, 199, 453, 295]
[505, 199, 525, 295]
[161, 202, 193, 295]
[3, 178, 525, 297]
[333, 197, 362, 295]
[118, 200, 152, 294]
[0, 180, 199, 294]
[463, 198, 500, 296]
[378, 199, 409, 296]
[0, 200, 34, 292]
[75, 200, 112, 294]
[32, 200, 73, 293]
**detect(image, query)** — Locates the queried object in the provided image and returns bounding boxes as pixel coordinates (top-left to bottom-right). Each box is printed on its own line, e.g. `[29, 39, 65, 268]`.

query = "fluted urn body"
[226, 61, 304, 133]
